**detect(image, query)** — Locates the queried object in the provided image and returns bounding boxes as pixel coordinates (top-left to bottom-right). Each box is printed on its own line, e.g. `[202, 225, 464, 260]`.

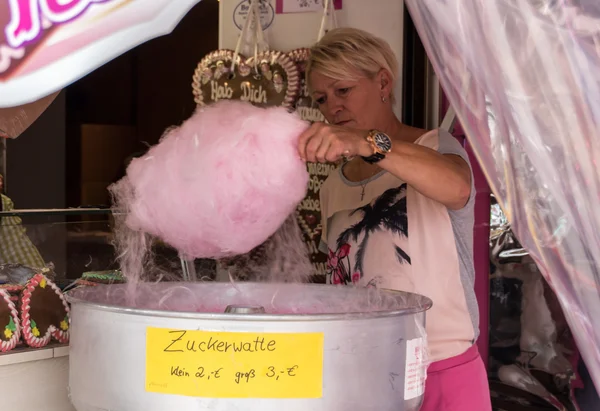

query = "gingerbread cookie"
[192, 49, 300, 110]
[0, 283, 24, 297]
[288, 48, 325, 123]
[0, 289, 20, 352]
[287, 48, 334, 282]
[20, 273, 69, 348]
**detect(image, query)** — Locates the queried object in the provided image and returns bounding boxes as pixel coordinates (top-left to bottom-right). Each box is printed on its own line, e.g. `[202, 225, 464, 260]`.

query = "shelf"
[0, 343, 69, 367]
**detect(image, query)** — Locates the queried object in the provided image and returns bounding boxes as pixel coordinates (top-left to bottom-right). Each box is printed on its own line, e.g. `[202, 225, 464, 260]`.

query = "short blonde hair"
[306, 28, 399, 100]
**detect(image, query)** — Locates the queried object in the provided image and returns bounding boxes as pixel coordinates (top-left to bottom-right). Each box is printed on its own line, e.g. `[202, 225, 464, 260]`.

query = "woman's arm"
[376, 139, 472, 210]
[297, 122, 472, 210]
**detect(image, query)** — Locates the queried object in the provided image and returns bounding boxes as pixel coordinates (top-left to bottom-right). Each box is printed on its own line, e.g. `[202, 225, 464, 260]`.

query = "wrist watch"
[362, 129, 392, 164]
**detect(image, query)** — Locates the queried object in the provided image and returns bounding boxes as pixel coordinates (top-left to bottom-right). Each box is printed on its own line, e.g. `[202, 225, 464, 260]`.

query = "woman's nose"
[324, 98, 343, 118]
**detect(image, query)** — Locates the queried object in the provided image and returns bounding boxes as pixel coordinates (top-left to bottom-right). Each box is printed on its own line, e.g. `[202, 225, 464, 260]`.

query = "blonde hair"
[306, 28, 399, 100]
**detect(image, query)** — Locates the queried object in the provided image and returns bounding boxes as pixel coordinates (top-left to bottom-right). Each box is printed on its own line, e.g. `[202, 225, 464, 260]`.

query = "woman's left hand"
[297, 122, 373, 163]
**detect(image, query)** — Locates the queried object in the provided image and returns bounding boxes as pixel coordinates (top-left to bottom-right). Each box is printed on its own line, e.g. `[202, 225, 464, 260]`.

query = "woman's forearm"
[377, 140, 472, 210]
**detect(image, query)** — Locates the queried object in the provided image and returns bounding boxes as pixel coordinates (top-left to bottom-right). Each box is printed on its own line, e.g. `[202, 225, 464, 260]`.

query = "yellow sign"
[145, 328, 324, 398]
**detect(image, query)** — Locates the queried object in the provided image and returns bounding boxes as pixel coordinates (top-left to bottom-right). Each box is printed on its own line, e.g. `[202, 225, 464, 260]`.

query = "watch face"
[373, 132, 392, 152]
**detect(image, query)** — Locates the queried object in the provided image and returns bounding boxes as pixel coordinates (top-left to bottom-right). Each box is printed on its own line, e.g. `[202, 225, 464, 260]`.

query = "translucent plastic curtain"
[404, 0, 600, 391]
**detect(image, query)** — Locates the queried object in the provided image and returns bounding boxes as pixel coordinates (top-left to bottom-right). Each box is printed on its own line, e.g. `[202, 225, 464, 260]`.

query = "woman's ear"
[377, 68, 393, 97]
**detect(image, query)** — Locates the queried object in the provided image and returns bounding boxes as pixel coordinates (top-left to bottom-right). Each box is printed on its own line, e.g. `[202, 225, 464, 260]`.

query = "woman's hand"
[297, 122, 373, 163]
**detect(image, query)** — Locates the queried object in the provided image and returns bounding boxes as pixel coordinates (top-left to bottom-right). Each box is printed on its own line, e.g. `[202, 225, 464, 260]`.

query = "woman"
[298, 27, 492, 410]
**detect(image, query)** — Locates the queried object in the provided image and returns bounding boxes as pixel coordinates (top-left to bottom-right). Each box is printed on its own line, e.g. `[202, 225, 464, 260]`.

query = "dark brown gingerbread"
[0, 294, 13, 341]
[29, 283, 65, 334]
[0, 289, 19, 352]
[20, 273, 69, 348]
[192, 49, 300, 110]
[287, 48, 334, 283]
[288, 48, 325, 123]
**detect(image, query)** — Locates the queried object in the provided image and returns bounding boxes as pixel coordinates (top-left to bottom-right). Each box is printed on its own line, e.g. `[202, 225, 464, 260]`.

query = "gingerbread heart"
[192, 49, 300, 110]
[295, 158, 337, 278]
[288, 47, 334, 268]
[0, 289, 20, 352]
[288, 48, 325, 123]
[0, 283, 24, 298]
[20, 273, 69, 348]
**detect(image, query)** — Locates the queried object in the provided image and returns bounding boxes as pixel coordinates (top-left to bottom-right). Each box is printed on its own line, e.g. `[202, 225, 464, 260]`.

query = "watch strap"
[362, 152, 385, 164]
[361, 130, 390, 164]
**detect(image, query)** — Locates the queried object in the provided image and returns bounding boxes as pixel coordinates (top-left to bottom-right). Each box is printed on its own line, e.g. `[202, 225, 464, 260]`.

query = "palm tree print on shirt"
[326, 184, 411, 285]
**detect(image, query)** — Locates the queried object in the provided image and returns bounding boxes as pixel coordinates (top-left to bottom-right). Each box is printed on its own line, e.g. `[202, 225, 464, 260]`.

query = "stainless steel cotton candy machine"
[67, 282, 432, 411]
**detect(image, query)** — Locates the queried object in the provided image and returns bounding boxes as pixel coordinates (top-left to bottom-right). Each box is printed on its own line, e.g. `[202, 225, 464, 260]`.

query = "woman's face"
[309, 68, 392, 130]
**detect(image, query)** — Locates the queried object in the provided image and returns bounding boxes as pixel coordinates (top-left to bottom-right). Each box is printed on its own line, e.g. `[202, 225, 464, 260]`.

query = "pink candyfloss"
[123, 100, 310, 259]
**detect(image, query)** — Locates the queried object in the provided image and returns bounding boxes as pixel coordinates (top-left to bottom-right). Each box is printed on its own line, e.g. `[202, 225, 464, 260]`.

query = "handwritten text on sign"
[146, 328, 324, 398]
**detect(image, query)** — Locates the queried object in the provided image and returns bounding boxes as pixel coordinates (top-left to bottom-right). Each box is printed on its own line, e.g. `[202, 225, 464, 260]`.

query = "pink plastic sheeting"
[405, 0, 600, 391]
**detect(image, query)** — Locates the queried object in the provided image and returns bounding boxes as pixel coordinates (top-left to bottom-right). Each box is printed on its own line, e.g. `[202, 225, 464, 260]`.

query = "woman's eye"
[337, 87, 350, 95]
[315, 97, 326, 105]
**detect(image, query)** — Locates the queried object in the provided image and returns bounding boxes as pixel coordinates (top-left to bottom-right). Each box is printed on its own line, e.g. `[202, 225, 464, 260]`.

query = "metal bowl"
[67, 282, 432, 411]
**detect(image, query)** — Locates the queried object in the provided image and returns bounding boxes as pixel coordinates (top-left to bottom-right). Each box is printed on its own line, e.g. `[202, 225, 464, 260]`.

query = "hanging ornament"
[288, 48, 325, 123]
[192, 0, 299, 110]
[291, 0, 340, 283]
[192, 50, 300, 109]
[288, 49, 332, 282]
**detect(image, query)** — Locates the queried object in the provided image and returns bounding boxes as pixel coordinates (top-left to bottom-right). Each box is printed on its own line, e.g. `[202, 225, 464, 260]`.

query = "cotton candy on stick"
[122, 100, 310, 259]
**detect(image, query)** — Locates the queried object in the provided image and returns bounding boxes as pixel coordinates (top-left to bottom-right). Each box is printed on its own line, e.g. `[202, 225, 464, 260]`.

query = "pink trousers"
[419, 344, 492, 411]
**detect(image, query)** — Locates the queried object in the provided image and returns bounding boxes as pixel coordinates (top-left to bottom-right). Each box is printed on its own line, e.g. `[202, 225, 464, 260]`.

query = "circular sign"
[233, 0, 275, 31]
